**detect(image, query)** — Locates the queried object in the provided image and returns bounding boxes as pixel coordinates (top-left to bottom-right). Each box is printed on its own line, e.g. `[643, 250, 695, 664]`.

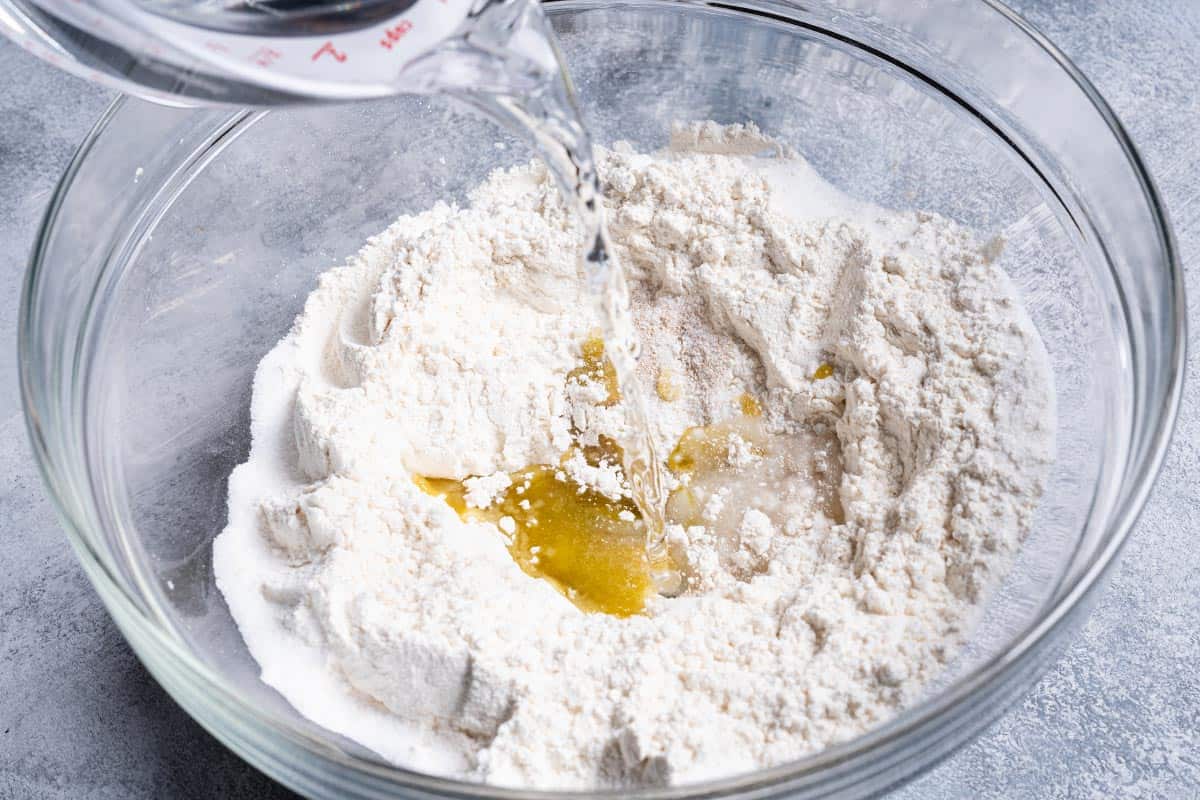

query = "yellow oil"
[813, 363, 834, 380]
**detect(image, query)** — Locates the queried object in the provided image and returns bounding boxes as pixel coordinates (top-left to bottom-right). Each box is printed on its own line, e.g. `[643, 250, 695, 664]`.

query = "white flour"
[214, 123, 1055, 789]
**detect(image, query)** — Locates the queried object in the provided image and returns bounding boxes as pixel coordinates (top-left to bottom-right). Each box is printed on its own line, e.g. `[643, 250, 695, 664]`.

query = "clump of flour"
[214, 122, 1055, 789]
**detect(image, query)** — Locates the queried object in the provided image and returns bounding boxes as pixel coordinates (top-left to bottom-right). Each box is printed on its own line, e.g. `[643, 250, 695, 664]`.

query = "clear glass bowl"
[20, 0, 1184, 797]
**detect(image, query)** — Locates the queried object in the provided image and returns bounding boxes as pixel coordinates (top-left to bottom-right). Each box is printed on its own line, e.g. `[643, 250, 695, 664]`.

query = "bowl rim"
[19, 0, 1187, 797]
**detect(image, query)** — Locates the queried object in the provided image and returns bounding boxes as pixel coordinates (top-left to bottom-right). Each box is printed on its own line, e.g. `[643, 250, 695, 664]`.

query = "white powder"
[214, 123, 1054, 789]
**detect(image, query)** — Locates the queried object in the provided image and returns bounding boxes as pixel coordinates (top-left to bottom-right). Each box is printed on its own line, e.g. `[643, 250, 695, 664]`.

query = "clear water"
[410, 0, 673, 546]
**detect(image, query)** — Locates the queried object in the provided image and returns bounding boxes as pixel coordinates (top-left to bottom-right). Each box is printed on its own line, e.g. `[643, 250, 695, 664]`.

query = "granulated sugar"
[214, 123, 1055, 789]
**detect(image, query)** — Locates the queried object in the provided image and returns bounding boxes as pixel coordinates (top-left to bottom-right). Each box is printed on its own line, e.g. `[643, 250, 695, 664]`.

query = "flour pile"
[214, 123, 1055, 789]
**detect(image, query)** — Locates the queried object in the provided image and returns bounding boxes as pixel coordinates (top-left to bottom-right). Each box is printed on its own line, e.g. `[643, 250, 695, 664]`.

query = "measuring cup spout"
[0, 0, 513, 105]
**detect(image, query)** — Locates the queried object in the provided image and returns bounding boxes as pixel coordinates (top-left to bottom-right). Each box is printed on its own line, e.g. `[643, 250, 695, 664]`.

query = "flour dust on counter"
[213, 122, 1055, 789]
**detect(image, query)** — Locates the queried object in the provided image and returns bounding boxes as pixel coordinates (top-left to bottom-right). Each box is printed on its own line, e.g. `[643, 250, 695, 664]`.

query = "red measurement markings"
[205, 41, 230, 53]
[312, 41, 347, 63]
[251, 47, 282, 67]
[379, 21, 414, 50]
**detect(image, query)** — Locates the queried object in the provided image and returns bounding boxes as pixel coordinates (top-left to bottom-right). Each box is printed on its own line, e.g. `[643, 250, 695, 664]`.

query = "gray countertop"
[1, 1, 1198, 797]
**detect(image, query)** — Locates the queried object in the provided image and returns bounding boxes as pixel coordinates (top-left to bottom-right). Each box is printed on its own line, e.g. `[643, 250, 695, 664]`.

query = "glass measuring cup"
[0, 0, 554, 104]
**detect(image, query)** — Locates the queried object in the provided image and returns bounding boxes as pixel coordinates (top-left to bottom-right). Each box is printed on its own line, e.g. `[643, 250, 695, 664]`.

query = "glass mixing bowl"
[20, 0, 1184, 797]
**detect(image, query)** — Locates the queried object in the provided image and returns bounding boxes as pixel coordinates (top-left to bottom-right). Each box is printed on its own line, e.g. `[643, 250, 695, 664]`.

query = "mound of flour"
[214, 123, 1054, 789]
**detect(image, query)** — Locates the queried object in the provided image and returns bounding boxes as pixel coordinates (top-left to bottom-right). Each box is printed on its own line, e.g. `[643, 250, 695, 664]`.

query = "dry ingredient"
[214, 122, 1055, 789]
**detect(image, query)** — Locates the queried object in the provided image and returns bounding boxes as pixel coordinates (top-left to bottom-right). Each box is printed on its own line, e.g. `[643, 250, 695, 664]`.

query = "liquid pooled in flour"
[414, 344, 846, 616]
[416, 468, 663, 618]
[666, 374, 846, 535]
[414, 337, 671, 617]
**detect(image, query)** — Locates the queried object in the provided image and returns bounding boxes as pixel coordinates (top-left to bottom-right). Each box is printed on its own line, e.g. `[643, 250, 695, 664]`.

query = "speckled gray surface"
[0, 1, 1197, 798]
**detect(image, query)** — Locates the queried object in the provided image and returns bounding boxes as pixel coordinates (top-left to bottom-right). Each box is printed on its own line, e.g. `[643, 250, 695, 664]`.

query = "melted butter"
[665, 406, 845, 529]
[655, 368, 680, 402]
[668, 409, 766, 476]
[412, 475, 471, 516]
[813, 363, 834, 380]
[569, 335, 619, 406]
[414, 467, 660, 617]
[499, 468, 656, 617]
[739, 393, 763, 418]
[414, 393, 846, 615]
[411, 346, 850, 617]
[665, 414, 768, 527]
[412, 335, 669, 617]
[669, 425, 744, 476]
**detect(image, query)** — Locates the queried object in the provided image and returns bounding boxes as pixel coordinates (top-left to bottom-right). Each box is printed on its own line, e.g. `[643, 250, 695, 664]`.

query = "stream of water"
[413, 0, 672, 549]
